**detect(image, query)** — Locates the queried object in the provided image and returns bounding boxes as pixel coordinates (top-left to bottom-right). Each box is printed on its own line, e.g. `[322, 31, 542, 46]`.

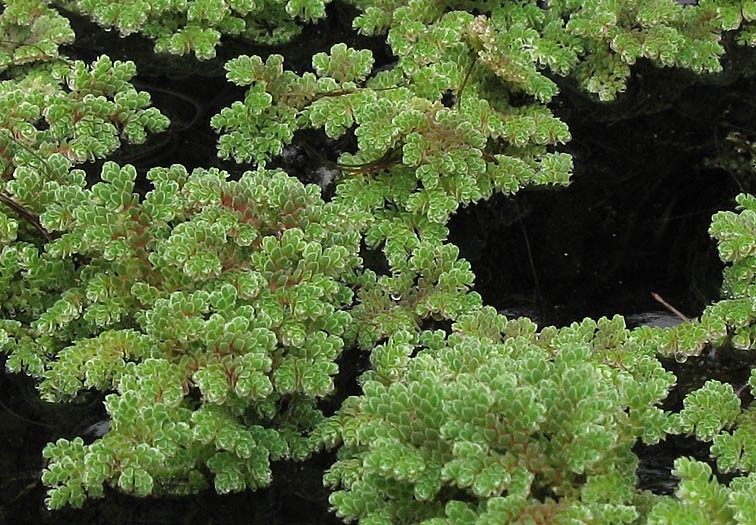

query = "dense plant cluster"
[59, 0, 331, 58]
[321, 311, 674, 523]
[3, 0, 756, 522]
[3, 160, 366, 506]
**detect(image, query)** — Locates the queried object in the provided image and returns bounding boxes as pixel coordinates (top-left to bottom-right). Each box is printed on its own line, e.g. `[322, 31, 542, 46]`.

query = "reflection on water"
[625, 310, 685, 329]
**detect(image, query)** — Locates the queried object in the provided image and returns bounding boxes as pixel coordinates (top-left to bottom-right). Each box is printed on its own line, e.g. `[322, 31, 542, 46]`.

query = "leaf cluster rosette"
[0, 55, 170, 178]
[59, 0, 331, 59]
[321, 308, 676, 523]
[213, 37, 574, 225]
[0, 0, 75, 72]
[0, 0, 169, 180]
[0, 161, 367, 507]
[646, 456, 756, 524]
[345, 0, 739, 101]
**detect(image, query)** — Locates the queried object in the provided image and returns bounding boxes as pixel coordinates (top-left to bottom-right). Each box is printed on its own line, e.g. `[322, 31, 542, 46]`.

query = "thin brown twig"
[651, 292, 690, 323]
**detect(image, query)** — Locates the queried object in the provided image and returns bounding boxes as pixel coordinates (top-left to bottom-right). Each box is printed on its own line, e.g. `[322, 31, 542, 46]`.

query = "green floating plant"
[345, 0, 732, 101]
[0, 0, 170, 184]
[321, 309, 675, 523]
[647, 457, 756, 524]
[0, 161, 367, 507]
[669, 380, 742, 441]
[211, 15, 576, 349]
[5, 0, 756, 518]
[343, 239, 483, 351]
[709, 370, 756, 475]
[213, 37, 573, 225]
[61, 0, 331, 58]
[0, 54, 170, 178]
[0, 0, 75, 72]
[209, 1, 756, 360]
